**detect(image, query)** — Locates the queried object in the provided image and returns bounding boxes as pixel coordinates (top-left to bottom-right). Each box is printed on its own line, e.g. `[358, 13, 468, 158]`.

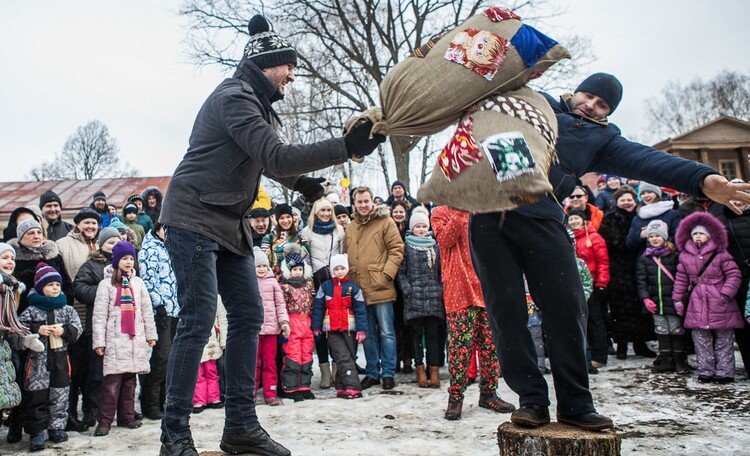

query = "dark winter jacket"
[46, 219, 73, 242]
[312, 276, 367, 333]
[636, 249, 679, 316]
[397, 236, 444, 322]
[2, 207, 39, 242]
[136, 213, 154, 236]
[626, 201, 682, 252]
[516, 93, 716, 223]
[594, 187, 616, 214]
[673, 212, 744, 330]
[140, 186, 163, 226]
[160, 59, 348, 255]
[722, 207, 750, 317]
[88, 203, 111, 228]
[8, 239, 71, 314]
[73, 250, 111, 334]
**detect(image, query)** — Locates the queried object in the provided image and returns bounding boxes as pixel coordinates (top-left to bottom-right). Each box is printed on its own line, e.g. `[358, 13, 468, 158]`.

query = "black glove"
[294, 176, 327, 202]
[344, 120, 386, 158]
[0, 271, 17, 289]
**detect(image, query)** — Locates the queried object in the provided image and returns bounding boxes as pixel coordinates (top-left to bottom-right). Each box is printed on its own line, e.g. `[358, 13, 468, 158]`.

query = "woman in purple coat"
[673, 212, 744, 384]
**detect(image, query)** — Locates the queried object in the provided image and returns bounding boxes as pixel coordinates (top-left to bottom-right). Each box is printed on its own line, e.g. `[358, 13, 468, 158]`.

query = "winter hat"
[566, 208, 588, 222]
[112, 241, 137, 268]
[253, 247, 270, 268]
[92, 191, 106, 202]
[243, 15, 297, 70]
[16, 219, 42, 241]
[605, 175, 620, 183]
[691, 225, 711, 239]
[39, 190, 62, 208]
[123, 203, 138, 216]
[391, 179, 407, 192]
[334, 205, 350, 218]
[74, 208, 102, 225]
[98, 227, 122, 249]
[109, 218, 128, 234]
[329, 254, 349, 273]
[596, 175, 606, 185]
[34, 262, 62, 294]
[639, 182, 663, 199]
[0, 243, 15, 257]
[575, 72, 623, 114]
[275, 203, 294, 218]
[284, 244, 305, 271]
[248, 208, 270, 219]
[325, 192, 340, 204]
[409, 206, 431, 231]
[127, 194, 144, 205]
[646, 220, 669, 240]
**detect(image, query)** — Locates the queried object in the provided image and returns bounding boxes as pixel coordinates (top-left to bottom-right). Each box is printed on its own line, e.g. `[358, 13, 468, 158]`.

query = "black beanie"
[275, 203, 294, 218]
[39, 190, 62, 208]
[391, 179, 406, 191]
[249, 208, 270, 219]
[567, 208, 588, 221]
[334, 205, 349, 217]
[243, 15, 297, 70]
[92, 190, 106, 202]
[575, 73, 623, 114]
[74, 208, 102, 225]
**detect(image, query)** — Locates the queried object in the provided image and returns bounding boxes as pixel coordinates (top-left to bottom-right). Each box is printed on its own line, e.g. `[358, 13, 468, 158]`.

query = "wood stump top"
[498, 422, 621, 456]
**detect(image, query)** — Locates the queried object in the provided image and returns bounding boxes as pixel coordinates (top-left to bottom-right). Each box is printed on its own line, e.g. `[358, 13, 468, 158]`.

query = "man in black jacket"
[159, 15, 384, 456]
[470, 73, 750, 432]
[39, 190, 73, 242]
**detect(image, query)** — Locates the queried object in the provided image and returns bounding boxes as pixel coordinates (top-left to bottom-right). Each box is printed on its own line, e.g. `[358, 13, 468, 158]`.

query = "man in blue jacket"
[469, 73, 750, 431]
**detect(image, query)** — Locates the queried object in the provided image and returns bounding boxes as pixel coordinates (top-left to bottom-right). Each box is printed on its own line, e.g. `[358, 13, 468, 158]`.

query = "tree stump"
[498, 422, 621, 456]
[199, 452, 225, 456]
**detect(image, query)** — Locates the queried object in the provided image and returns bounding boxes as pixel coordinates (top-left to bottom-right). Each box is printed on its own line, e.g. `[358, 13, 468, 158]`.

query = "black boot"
[6, 408, 22, 443]
[220, 426, 291, 456]
[633, 340, 657, 358]
[672, 334, 693, 374]
[652, 335, 675, 373]
[616, 342, 628, 360]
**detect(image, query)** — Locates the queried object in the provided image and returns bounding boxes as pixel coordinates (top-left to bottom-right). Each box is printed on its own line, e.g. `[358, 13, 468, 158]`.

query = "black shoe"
[48, 429, 68, 443]
[557, 412, 614, 431]
[192, 405, 205, 414]
[360, 377, 380, 390]
[616, 343, 628, 360]
[117, 420, 143, 429]
[445, 397, 463, 420]
[220, 426, 291, 456]
[301, 390, 316, 400]
[633, 341, 657, 358]
[588, 365, 599, 375]
[143, 408, 164, 420]
[698, 375, 714, 383]
[478, 393, 516, 413]
[713, 376, 734, 384]
[287, 392, 305, 402]
[82, 413, 97, 427]
[356, 364, 366, 375]
[29, 432, 46, 452]
[511, 404, 550, 428]
[6, 421, 22, 443]
[160, 437, 198, 456]
[65, 415, 89, 432]
[94, 426, 110, 436]
[207, 400, 225, 409]
[134, 411, 144, 420]
[382, 377, 395, 390]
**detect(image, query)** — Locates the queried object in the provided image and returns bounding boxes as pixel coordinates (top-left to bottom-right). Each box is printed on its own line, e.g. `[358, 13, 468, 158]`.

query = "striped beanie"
[34, 262, 62, 294]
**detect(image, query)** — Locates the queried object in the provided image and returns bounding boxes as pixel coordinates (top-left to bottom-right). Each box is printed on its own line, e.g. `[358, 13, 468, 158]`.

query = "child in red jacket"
[567, 209, 610, 369]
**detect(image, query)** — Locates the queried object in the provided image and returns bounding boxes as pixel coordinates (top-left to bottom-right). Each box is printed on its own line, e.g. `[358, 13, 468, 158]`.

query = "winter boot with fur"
[652, 335, 675, 373]
[319, 363, 332, 389]
[445, 397, 463, 420]
[428, 366, 441, 388]
[672, 334, 692, 374]
[415, 365, 428, 387]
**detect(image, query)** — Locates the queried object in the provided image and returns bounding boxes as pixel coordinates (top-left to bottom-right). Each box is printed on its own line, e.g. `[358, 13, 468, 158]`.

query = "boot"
[652, 335, 675, 373]
[633, 340, 657, 358]
[672, 335, 693, 374]
[616, 342, 628, 360]
[444, 397, 463, 420]
[415, 365, 428, 388]
[428, 366, 440, 388]
[319, 363, 332, 389]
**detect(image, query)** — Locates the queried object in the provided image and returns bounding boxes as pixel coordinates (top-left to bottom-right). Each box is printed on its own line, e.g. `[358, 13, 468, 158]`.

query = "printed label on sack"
[438, 116, 483, 181]
[444, 29, 509, 81]
[481, 132, 536, 182]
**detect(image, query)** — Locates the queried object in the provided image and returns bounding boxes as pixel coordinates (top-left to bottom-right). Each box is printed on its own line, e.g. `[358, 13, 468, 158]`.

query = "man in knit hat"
[470, 72, 750, 432]
[385, 179, 419, 208]
[39, 190, 73, 242]
[159, 14, 388, 456]
[88, 191, 111, 228]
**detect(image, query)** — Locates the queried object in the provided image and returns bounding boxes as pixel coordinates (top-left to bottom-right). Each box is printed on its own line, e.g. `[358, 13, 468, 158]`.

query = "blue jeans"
[363, 302, 397, 379]
[161, 227, 263, 443]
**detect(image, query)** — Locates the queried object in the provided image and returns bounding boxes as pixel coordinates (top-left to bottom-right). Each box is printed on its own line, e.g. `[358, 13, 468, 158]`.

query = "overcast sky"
[1, 0, 748, 184]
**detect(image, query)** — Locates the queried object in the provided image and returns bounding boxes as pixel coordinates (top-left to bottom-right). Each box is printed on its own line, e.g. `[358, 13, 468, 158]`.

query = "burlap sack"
[374, 6, 569, 137]
[417, 86, 557, 212]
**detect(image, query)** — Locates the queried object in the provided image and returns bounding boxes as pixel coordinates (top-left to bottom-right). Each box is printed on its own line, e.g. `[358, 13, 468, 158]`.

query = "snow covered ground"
[0, 345, 748, 455]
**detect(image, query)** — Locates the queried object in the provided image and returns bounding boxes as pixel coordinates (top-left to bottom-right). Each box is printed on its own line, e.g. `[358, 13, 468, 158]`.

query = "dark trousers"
[587, 288, 609, 364]
[162, 227, 263, 443]
[410, 316, 442, 366]
[394, 291, 414, 367]
[315, 336, 330, 365]
[97, 373, 136, 428]
[327, 332, 362, 391]
[84, 346, 103, 417]
[67, 334, 89, 419]
[469, 211, 595, 416]
[139, 306, 174, 414]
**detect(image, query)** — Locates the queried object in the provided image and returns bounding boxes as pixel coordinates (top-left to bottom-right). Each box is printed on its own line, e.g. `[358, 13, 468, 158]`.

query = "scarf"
[405, 234, 438, 268]
[637, 200, 674, 219]
[644, 246, 671, 258]
[312, 219, 336, 235]
[27, 292, 67, 311]
[115, 273, 137, 339]
[285, 276, 307, 288]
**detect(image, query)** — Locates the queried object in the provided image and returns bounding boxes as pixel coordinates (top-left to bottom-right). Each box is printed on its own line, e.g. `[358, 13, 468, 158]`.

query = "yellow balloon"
[340, 178, 350, 188]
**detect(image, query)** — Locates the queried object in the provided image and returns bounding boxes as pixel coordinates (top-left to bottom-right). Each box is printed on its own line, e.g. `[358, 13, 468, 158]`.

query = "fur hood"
[675, 211, 728, 252]
[88, 249, 111, 265]
[280, 243, 313, 280]
[140, 186, 163, 205]
[7, 239, 60, 261]
[353, 204, 391, 224]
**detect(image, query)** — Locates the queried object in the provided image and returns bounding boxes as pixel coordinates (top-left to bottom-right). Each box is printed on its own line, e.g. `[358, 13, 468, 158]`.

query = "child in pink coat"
[254, 248, 290, 405]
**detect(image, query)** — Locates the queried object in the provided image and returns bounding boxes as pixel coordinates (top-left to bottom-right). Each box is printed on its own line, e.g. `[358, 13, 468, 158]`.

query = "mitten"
[643, 298, 657, 314]
[344, 120, 386, 159]
[294, 176, 327, 202]
[674, 301, 685, 316]
[22, 334, 44, 353]
[280, 322, 291, 339]
[356, 331, 366, 343]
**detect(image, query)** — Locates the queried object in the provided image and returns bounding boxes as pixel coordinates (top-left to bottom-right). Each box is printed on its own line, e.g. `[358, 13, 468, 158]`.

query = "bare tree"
[180, 0, 592, 192]
[28, 120, 139, 181]
[645, 70, 750, 141]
